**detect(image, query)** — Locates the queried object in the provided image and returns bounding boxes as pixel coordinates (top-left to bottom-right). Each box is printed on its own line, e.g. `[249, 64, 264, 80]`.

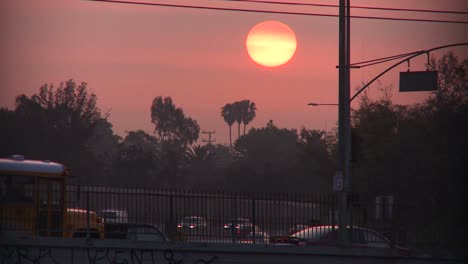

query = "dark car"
[271, 225, 409, 256]
[234, 224, 261, 238]
[105, 223, 168, 242]
[223, 218, 252, 231]
[177, 216, 207, 230]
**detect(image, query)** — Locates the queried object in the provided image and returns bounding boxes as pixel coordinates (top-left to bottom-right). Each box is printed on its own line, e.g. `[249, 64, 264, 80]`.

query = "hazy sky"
[1, 0, 467, 144]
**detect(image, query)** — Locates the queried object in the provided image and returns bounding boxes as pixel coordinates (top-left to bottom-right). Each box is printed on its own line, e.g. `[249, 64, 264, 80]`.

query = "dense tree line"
[0, 81, 335, 191]
[350, 51, 466, 251]
[0, 52, 464, 254]
[0, 52, 465, 201]
[0, 80, 119, 184]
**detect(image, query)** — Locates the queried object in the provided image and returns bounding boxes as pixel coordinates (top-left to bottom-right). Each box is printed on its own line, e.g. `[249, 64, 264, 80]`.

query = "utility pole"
[202, 130, 216, 145]
[337, 0, 352, 244]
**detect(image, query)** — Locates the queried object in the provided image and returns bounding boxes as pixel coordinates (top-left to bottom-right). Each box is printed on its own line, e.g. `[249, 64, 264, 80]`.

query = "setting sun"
[246, 20, 297, 68]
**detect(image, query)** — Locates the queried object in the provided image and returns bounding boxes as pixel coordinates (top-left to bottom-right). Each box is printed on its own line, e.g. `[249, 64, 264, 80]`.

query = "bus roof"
[0, 156, 67, 177]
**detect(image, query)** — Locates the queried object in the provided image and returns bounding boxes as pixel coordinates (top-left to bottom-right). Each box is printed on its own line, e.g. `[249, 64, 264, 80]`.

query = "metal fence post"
[331, 195, 336, 229]
[252, 195, 256, 244]
[168, 193, 175, 240]
[231, 194, 236, 243]
[86, 188, 90, 239]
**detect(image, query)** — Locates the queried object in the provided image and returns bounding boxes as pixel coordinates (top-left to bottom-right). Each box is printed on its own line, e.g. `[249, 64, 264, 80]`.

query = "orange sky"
[1, 0, 467, 144]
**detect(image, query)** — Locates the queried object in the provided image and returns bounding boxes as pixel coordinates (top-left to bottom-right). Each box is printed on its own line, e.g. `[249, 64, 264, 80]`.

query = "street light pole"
[338, 0, 351, 244]
[345, 0, 352, 195]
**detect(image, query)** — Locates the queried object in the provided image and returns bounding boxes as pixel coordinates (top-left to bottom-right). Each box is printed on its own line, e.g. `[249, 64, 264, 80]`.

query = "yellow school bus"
[0, 155, 104, 238]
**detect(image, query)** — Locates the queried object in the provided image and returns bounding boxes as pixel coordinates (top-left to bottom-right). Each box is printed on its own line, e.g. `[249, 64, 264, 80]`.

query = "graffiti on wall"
[0, 246, 219, 264]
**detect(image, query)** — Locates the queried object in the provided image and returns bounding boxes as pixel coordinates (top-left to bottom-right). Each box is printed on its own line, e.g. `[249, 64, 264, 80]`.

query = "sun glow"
[246, 21, 297, 68]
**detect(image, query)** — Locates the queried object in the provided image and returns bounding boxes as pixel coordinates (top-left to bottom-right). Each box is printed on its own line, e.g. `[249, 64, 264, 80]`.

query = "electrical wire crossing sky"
[1, 0, 467, 144]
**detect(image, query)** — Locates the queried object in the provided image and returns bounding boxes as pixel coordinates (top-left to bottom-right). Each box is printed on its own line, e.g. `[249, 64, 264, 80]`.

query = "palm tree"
[299, 129, 328, 153]
[185, 145, 214, 162]
[232, 101, 243, 140]
[221, 103, 235, 147]
[240, 100, 256, 135]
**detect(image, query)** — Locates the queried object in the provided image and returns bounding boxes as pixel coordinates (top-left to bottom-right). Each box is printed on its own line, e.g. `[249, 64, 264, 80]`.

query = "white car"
[100, 209, 128, 224]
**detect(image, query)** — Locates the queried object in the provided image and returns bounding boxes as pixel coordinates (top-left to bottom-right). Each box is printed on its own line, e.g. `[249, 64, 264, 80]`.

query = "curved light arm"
[350, 43, 468, 103]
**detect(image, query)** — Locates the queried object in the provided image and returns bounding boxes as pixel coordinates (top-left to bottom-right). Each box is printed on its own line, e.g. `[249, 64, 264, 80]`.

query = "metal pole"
[86, 189, 90, 239]
[338, 0, 345, 242]
[252, 196, 256, 244]
[338, 0, 350, 244]
[345, 0, 351, 189]
[344, 0, 352, 244]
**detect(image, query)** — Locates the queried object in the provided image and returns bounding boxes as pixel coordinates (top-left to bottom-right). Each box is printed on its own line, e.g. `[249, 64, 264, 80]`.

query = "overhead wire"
[224, 0, 468, 15]
[353, 54, 420, 68]
[88, 0, 468, 24]
[350, 51, 424, 68]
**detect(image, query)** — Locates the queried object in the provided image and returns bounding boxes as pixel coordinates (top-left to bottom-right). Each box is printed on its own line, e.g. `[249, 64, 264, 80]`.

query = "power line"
[202, 130, 216, 145]
[351, 51, 422, 66]
[88, 0, 468, 24]
[225, 0, 468, 15]
[349, 51, 423, 68]
[354, 54, 417, 68]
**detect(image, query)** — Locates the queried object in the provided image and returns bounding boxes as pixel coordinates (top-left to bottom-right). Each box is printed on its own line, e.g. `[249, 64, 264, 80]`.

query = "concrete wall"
[0, 237, 463, 264]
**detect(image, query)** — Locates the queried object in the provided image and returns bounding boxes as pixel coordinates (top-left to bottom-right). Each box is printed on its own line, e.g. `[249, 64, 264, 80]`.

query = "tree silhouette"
[233, 121, 299, 191]
[183, 144, 226, 189]
[150, 96, 199, 146]
[221, 103, 236, 147]
[427, 51, 467, 110]
[297, 128, 335, 186]
[232, 101, 243, 140]
[0, 79, 113, 184]
[150, 96, 200, 187]
[240, 99, 257, 135]
[222, 100, 257, 143]
[349, 52, 467, 252]
[185, 145, 215, 162]
[114, 130, 160, 185]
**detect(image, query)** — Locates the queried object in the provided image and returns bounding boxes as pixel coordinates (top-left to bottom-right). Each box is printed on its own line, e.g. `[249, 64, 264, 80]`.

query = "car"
[270, 225, 410, 256]
[288, 224, 310, 235]
[234, 224, 261, 238]
[104, 223, 168, 242]
[100, 209, 128, 224]
[65, 208, 105, 239]
[177, 216, 207, 230]
[223, 217, 252, 231]
[239, 231, 270, 244]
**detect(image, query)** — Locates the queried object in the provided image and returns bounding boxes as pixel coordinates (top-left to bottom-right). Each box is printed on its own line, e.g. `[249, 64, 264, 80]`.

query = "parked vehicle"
[105, 223, 168, 242]
[270, 225, 409, 256]
[177, 216, 207, 230]
[239, 231, 270, 244]
[100, 209, 128, 224]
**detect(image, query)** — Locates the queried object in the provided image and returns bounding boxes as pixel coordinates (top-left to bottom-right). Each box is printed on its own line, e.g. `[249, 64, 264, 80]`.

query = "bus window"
[1, 175, 34, 203]
[51, 180, 63, 207]
[0, 176, 5, 200]
[37, 178, 65, 237]
[1, 175, 35, 234]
